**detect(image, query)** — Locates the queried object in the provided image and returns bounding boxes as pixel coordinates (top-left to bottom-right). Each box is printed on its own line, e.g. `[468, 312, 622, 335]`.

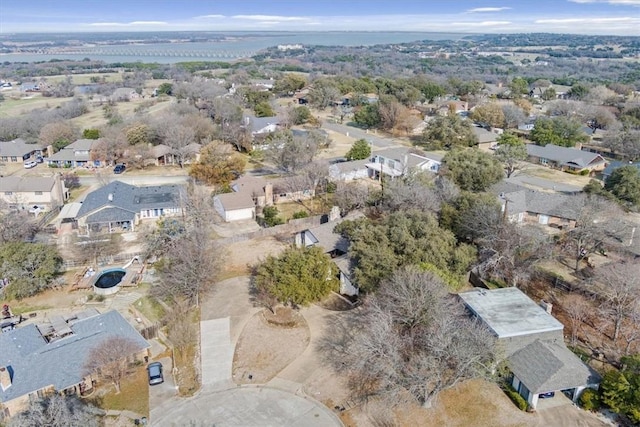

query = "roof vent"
[0, 366, 12, 391]
[108, 193, 113, 202]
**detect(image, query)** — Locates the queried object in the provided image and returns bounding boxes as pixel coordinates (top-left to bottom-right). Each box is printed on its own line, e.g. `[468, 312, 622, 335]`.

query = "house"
[366, 147, 442, 180]
[0, 139, 45, 164]
[459, 288, 600, 410]
[491, 181, 584, 228]
[602, 161, 640, 181]
[110, 87, 140, 102]
[75, 180, 184, 233]
[150, 143, 202, 166]
[472, 125, 500, 149]
[0, 310, 149, 418]
[243, 115, 279, 138]
[0, 175, 68, 213]
[47, 139, 100, 168]
[526, 144, 607, 173]
[436, 100, 468, 116]
[230, 176, 271, 207]
[294, 211, 363, 296]
[329, 158, 370, 181]
[213, 192, 256, 222]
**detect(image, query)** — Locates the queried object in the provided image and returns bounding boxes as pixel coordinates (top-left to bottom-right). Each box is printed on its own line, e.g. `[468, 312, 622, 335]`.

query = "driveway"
[149, 357, 177, 410]
[151, 386, 342, 427]
[200, 317, 233, 388]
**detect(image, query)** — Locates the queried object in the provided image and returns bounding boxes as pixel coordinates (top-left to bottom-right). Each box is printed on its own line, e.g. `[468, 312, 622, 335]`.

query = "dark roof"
[602, 161, 640, 178]
[490, 181, 585, 221]
[508, 340, 601, 393]
[76, 181, 184, 223]
[0, 139, 43, 158]
[526, 144, 606, 169]
[0, 310, 148, 403]
[305, 222, 350, 254]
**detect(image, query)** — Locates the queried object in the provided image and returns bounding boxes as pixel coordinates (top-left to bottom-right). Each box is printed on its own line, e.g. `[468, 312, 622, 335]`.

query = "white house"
[366, 147, 442, 181]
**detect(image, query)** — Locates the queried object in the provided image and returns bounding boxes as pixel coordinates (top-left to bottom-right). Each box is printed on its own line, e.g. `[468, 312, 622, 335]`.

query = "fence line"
[217, 215, 326, 245]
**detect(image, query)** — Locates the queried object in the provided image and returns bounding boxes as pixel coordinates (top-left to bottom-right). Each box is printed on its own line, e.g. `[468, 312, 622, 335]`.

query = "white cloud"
[194, 14, 225, 19]
[535, 16, 638, 23]
[466, 7, 512, 13]
[568, 0, 640, 5]
[88, 21, 167, 27]
[231, 15, 309, 21]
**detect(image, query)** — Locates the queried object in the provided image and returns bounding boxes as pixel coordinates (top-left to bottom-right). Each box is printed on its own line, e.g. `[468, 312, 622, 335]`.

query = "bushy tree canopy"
[189, 140, 246, 188]
[419, 115, 478, 150]
[345, 139, 371, 161]
[494, 132, 528, 178]
[0, 242, 62, 300]
[605, 166, 640, 207]
[442, 149, 504, 192]
[530, 116, 589, 147]
[254, 246, 338, 306]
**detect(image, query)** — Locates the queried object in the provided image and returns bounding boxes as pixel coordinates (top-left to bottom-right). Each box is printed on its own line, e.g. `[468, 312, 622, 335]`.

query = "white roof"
[459, 288, 564, 338]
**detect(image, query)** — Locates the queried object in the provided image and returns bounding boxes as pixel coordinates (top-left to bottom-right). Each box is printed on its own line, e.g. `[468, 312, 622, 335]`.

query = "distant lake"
[0, 32, 468, 64]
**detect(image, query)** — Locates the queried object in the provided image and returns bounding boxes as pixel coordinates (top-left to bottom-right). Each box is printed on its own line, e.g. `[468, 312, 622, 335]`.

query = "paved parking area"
[151, 387, 342, 427]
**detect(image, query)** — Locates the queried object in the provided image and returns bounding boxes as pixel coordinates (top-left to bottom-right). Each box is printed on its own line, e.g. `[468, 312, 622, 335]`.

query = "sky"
[0, 0, 639, 35]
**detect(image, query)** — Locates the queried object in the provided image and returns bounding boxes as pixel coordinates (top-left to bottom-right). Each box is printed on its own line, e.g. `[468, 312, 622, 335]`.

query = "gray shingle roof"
[214, 192, 255, 210]
[0, 310, 149, 403]
[526, 144, 605, 169]
[0, 139, 43, 158]
[602, 161, 640, 179]
[0, 176, 56, 193]
[305, 222, 350, 254]
[76, 181, 184, 223]
[508, 340, 601, 393]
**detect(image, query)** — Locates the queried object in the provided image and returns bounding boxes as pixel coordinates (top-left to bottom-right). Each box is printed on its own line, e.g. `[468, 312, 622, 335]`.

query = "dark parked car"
[147, 362, 164, 385]
[113, 164, 126, 174]
[538, 391, 555, 399]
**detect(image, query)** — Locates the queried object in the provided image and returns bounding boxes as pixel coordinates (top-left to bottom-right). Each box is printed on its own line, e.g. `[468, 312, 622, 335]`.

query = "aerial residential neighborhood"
[1, 2, 640, 426]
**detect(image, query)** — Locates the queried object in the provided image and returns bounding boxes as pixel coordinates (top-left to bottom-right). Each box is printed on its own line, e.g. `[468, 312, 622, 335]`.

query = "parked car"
[23, 161, 37, 169]
[147, 362, 164, 385]
[538, 391, 555, 399]
[113, 163, 126, 174]
[35, 155, 44, 163]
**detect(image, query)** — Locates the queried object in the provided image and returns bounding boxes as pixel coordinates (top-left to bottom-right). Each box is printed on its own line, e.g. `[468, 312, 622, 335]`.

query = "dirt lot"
[232, 308, 310, 384]
[221, 237, 289, 276]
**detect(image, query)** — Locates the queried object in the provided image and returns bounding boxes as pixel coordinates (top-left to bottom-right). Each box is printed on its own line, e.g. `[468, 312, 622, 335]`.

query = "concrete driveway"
[151, 386, 342, 427]
[149, 357, 177, 410]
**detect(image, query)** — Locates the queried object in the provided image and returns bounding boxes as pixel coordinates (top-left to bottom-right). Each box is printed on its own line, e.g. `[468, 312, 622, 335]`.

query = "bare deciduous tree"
[9, 394, 102, 427]
[335, 182, 370, 215]
[564, 293, 592, 346]
[161, 124, 196, 168]
[84, 337, 141, 393]
[165, 299, 197, 360]
[323, 267, 495, 412]
[593, 260, 640, 342]
[0, 207, 39, 244]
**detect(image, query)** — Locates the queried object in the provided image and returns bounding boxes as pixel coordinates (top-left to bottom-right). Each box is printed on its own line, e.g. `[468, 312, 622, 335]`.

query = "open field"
[0, 94, 73, 117]
[43, 73, 124, 85]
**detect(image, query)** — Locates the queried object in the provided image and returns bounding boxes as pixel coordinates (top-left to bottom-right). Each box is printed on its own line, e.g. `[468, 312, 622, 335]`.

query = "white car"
[23, 161, 37, 169]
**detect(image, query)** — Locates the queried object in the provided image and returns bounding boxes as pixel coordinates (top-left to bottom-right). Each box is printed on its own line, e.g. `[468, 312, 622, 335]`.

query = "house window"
[35, 191, 43, 195]
[4, 192, 12, 195]
[539, 215, 549, 225]
[540, 158, 548, 165]
[10, 157, 17, 162]
[0, 157, 7, 162]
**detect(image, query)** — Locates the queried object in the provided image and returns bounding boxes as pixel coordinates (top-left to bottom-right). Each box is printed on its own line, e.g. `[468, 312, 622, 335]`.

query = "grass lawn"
[44, 73, 123, 85]
[0, 95, 72, 117]
[90, 365, 149, 418]
[133, 295, 166, 323]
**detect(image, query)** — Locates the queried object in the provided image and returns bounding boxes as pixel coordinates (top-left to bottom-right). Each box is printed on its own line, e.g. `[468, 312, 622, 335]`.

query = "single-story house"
[491, 181, 584, 228]
[150, 143, 202, 166]
[0, 309, 149, 418]
[213, 192, 256, 222]
[47, 139, 100, 168]
[436, 100, 468, 116]
[366, 147, 442, 181]
[110, 87, 141, 102]
[602, 161, 640, 181]
[294, 212, 363, 296]
[472, 125, 501, 149]
[231, 176, 270, 207]
[329, 158, 370, 181]
[459, 288, 600, 410]
[526, 144, 607, 173]
[0, 139, 45, 164]
[243, 115, 279, 138]
[0, 175, 68, 213]
[75, 180, 184, 233]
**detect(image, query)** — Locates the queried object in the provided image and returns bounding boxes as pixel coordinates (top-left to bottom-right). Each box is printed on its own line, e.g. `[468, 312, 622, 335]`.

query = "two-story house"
[0, 175, 68, 213]
[46, 139, 100, 168]
[365, 147, 442, 181]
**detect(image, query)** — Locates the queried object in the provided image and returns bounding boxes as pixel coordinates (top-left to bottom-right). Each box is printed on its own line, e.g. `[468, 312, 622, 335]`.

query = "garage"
[213, 193, 256, 222]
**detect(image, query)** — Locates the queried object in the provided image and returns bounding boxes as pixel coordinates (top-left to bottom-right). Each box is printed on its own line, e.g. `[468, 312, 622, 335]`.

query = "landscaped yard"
[90, 365, 150, 418]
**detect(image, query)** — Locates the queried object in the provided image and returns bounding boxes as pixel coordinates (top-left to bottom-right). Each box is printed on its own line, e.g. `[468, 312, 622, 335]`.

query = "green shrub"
[580, 169, 590, 176]
[94, 294, 105, 302]
[292, 211, 309, 219]
[504, 386, 528, 411]
[579, 388, 601, 411]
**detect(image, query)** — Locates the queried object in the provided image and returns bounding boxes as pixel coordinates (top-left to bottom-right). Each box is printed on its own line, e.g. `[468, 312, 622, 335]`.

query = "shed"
[213, 192, 256, 222]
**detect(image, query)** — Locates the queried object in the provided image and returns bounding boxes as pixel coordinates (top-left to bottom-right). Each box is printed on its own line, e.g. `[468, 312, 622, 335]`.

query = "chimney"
[108, 193, 113, 202]
[329, 206, 340, 222]
[540, 300, 553, 314]
[0, 367, 12, 391]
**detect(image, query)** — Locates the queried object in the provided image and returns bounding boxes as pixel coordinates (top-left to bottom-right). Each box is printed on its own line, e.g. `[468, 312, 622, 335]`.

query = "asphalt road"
[78, 174, 191, 187]
[322, 121, 401, 148]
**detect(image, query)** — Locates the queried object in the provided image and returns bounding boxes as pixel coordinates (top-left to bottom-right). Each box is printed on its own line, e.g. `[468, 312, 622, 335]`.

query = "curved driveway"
[151, 386, 342, 427]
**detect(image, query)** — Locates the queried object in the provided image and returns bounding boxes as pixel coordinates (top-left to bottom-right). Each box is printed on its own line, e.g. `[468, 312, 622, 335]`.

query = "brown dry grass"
[90, 365, 150, 418]
[175, 344, 200, 397]
[232, 309, 310, 384]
